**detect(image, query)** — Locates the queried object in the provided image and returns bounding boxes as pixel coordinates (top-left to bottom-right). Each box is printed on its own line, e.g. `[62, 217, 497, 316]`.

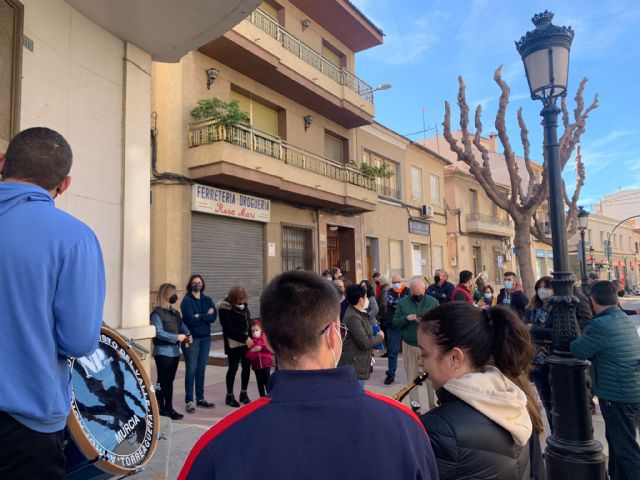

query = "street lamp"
[516, 11, 606, 479]
[577, 206, 590, 290]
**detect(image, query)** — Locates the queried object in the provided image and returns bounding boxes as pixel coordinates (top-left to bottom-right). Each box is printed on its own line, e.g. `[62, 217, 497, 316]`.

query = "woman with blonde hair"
[150, 283, 191, 420]
[218, 284, 253, 407]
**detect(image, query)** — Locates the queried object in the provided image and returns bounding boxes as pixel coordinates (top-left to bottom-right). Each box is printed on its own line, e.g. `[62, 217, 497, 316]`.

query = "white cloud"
[469, 95, 497, 110]
[588, 130, 633, 148]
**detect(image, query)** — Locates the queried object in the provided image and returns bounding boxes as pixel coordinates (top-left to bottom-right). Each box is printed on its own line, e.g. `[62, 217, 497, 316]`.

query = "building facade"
[1, 0, 260, 341]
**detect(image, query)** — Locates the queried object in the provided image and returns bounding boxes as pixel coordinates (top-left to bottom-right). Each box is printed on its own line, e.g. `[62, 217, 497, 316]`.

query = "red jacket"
[452, 284, 473, 304]
[246, 334, 274, 370]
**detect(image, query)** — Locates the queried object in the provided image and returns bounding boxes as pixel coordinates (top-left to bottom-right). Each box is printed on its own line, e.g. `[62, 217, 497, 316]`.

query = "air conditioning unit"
[421, 204, 434, 217]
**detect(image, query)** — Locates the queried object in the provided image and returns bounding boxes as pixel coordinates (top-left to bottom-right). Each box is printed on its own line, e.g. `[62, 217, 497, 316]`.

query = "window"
[429, 174, 440, 206]
[324, 131, 346, 164]
[600, 231, 605, 247]
[432, 245, 444, 272]
[321, 41, 344, 68]
[491, 202, 498, 218]
[363, 149, 400, 200]
[411, 166, 423, 200]
[470, 189, 479, 214]
[282, 226, 314, 271]
[389, 240, 404, 278]
[230, 89, 279, 136]
[259, 1, 278, 19]
[587, 229, 592, 244]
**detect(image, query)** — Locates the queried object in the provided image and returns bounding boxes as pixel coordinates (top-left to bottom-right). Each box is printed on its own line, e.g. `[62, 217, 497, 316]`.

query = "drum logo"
[70, 333, 155, 468]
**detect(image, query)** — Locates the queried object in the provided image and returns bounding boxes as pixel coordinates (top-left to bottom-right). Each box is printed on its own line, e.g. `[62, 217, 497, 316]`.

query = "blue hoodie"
[0, 183, 105, 433]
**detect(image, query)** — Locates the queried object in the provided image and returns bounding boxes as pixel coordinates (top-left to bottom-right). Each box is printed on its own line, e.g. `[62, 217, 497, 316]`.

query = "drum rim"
[66, 325, 160, 475]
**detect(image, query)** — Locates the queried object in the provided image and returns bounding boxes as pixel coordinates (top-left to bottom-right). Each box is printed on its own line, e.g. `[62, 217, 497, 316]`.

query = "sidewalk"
[134, 338, 609, 479]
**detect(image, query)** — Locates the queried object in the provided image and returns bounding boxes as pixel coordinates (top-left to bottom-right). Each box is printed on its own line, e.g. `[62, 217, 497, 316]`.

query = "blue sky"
[350, 0, 640, 209]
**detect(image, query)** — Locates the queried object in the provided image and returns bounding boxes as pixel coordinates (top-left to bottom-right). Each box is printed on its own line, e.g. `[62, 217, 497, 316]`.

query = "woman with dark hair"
[218, 285, 253, 407]
[181, 274, 217, 414]
[151, 283, 191, 420]
[479, 285, 495, 309]
[338, 285, 384, 389]
[418, 303, 545, 480]
[524, 276, 554, 431]
[359, 280, 379, 326]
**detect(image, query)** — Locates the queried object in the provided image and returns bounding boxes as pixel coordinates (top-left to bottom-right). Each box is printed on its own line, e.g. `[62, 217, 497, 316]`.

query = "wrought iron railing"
[377, 184, 402, 201]
[189, 120, 377, 192]
[247, 9, 374, 104]
[466, 213, 512, 226]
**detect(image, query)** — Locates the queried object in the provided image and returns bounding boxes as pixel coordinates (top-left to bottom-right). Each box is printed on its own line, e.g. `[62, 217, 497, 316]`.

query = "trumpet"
[393, 371, 429, 402]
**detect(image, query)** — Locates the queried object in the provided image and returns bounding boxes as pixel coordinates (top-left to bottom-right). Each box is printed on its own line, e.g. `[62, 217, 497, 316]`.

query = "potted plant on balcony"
[191, 98, 250, 144]
[350, 160, 395, 179]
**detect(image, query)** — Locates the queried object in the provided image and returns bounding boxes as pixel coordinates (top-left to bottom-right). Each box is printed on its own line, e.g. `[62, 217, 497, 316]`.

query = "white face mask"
[537, 288, 553, 301]
[363, 296, 370, 311]
[327, 323, 342, 368]
[235, 304, 245, 310]
[393, 282, 402, 290]
[252, 330, 261, 339]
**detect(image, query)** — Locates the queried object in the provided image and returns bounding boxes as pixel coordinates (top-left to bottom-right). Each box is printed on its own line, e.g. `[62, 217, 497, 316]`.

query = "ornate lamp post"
[516, 12, 606, 478]
[577, 206, 590, 290]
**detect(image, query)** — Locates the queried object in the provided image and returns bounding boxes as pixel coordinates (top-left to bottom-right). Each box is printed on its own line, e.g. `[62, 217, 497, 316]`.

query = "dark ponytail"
[420, 303, 543, 434]
[487, 305, 543, 434]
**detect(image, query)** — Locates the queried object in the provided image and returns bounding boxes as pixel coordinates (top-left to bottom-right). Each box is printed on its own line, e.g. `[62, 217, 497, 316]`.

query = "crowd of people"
[2, 127, 639, 479]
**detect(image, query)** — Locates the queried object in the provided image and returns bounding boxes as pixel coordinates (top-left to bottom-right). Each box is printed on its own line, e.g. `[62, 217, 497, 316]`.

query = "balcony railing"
[189, 120, 377, 192]
[466, 213, 512, 226]
[247, 9, 374, 105]
[377, 184, 402, 201]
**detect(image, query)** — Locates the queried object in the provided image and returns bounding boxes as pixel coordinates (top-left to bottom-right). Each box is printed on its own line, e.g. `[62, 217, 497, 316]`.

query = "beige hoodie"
[443, 366, 532, 446]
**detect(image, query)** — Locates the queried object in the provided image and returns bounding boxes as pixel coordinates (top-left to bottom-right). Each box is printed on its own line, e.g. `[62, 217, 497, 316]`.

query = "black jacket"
[497, 289, 529, 319]
[218, 299, 251, 355]
[421, 389, 534, 480]
[180, 291, 217, 338]
[426, 281, 455, 304]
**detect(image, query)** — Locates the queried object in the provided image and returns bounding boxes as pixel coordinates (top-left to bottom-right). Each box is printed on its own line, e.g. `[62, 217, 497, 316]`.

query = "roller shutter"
[191, 213, 265, 332]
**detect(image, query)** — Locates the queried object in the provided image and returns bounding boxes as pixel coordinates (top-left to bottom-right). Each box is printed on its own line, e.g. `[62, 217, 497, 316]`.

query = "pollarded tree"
[442, 66, 598, 295]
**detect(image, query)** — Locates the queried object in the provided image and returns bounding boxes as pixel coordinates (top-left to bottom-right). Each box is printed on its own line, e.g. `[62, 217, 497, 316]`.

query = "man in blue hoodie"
[0, 128, 105, 479]
[178, 271, 438, 480]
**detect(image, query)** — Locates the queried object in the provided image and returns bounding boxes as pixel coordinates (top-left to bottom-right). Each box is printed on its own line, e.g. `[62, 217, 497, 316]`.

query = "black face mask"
[191, 284, 203, 292]
[411, 294, 424, 303]
[433, 275, 441, 284]
[618, 290, 625, 297]
[168, 294, 179, 304]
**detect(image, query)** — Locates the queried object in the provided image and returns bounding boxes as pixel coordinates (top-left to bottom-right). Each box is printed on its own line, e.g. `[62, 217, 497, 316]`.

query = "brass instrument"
[393, 371, 429, 402]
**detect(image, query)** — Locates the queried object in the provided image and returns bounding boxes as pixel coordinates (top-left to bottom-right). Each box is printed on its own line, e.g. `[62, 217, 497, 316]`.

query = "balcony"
[198, 9, 375, 128]
[377, 184, 402, 202]
[465, 213, 512, 237]
[188, 120, 378, 213]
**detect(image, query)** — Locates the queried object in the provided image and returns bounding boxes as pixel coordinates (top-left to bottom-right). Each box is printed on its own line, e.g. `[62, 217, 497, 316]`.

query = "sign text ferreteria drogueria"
[192, 184, 271, 223]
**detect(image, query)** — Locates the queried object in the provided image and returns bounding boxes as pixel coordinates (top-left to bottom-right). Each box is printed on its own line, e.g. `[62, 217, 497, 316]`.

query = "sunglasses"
[319, 322, 349, 341]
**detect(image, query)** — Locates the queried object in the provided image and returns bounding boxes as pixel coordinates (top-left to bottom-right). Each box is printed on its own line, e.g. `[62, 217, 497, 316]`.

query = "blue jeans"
[599, 399, 640, 480]
[530, 363, 553, 432]
[385, 327, 402, 379]
[183, 336, 211, 404]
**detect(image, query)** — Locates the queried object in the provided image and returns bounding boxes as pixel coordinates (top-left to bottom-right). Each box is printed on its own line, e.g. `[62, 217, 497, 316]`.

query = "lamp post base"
[545, 354, 607, 479]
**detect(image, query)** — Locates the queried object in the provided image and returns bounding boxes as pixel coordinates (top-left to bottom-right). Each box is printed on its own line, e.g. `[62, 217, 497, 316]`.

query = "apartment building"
[421, 135, 515, 286]
[569, 213, 640, 288]
[151, 0, 385, 313]
[358, 123, 449, 281]
[1, 0, 257, 340]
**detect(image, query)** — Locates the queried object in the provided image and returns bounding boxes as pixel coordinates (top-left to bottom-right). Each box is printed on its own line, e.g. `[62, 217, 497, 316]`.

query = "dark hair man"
[497, 271, 529, 319]
[426, 268, 455, 304]
[179, 271, 437, 480]
[452, 270, 474, 304]
[0, 128, 105, 478]
[571, 281, 640, 480]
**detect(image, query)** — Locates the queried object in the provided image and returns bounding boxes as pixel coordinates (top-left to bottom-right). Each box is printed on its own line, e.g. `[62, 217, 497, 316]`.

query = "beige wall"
[20, 0, 152, 338]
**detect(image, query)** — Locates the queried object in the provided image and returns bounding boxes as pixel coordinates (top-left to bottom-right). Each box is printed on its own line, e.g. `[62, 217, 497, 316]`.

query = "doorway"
[327, 226, 356, 283]
[366, 237, 380, 280]
[472, 246, 482, 276]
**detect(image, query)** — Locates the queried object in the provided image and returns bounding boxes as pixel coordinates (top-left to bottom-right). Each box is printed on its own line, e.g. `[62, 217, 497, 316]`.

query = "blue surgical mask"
[504, 280, 513, 290]
[393, 282, 402, 290]
[484, 293, 492, 300]
[191, 284, 203, 292]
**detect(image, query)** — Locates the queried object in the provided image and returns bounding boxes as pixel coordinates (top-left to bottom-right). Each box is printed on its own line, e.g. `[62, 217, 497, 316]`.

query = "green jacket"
[570, 306, 640, 403]
[392, 294, 439, 346]
[338, 305, 383, 379]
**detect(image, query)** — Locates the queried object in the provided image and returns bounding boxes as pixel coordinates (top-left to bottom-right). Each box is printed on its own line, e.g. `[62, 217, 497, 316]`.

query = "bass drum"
[65, 326, 159, 479]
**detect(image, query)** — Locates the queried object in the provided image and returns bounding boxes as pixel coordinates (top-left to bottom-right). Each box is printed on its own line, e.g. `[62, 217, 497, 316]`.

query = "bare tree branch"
[531, 211, 552, 246]
[517, 108, 536, 204]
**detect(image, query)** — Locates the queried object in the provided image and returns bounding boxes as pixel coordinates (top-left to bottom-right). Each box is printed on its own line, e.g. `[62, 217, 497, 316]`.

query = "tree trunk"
[514, 219, 536, 298]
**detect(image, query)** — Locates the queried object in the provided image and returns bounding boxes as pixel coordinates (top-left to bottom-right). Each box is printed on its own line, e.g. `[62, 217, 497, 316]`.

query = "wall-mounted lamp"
[303, 114, 313, 131]
[328, 225, 339, 231]
[301, 19, 311, 30]
[206, 67, 219, 89]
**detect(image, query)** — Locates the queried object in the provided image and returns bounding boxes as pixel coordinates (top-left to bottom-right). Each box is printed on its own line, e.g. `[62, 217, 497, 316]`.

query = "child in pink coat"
[246, 320, 274, 397]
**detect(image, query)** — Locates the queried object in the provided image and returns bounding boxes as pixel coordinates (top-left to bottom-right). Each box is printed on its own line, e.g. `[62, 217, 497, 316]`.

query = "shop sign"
[192, 184, 270, 223]
[408, 218, 430, 236]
